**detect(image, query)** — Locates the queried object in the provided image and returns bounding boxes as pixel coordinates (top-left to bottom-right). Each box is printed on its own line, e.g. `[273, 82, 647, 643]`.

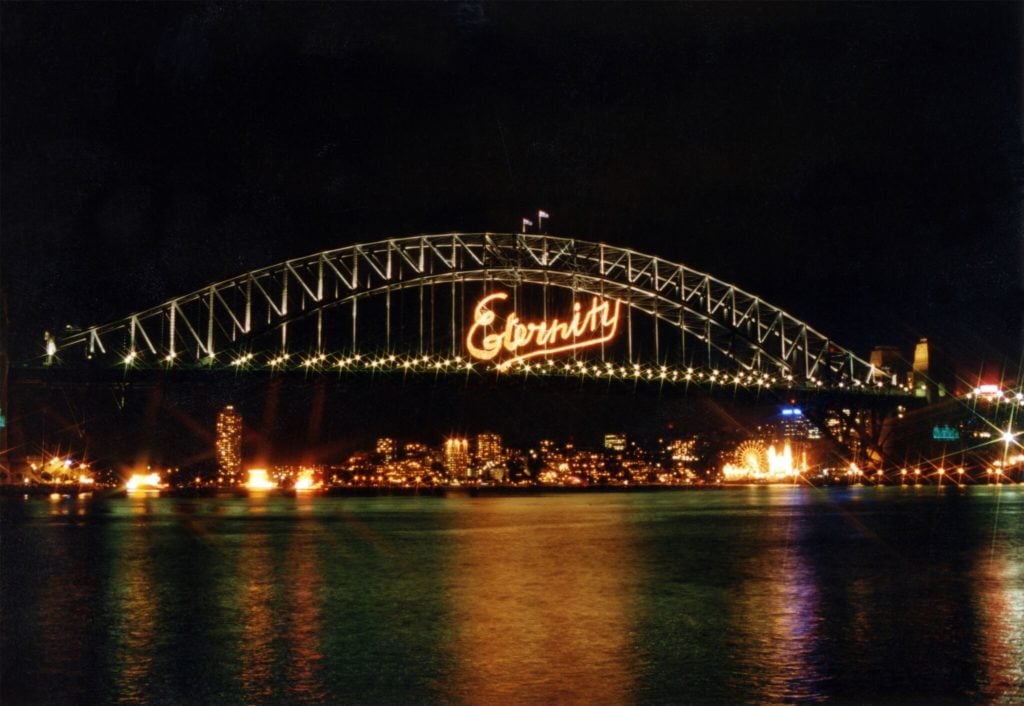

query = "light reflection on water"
[109, 497, 162, 703]
[972, 491, 1024, 704]
[726, 494, 826, 703]
[2, 487, 1023, 703]
[239, 529, 278, 702]
[446, 498, 638, 704]
[284, 499, 327, 702]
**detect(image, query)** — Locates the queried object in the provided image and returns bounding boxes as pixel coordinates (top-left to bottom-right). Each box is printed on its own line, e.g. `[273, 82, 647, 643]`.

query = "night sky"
[3, 2, 1022, 375]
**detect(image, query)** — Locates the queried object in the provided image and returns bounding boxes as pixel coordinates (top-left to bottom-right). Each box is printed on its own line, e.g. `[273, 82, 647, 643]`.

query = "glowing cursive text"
[465, 292, 622, 366]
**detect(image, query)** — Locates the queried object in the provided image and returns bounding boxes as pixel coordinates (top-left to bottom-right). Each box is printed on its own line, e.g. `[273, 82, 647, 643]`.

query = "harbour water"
[2, 486, 1022, 704]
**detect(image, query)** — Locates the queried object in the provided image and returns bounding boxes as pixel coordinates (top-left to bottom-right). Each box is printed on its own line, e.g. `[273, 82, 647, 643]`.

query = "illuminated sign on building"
[932, 425, 960, 441]
[465, 291, 622, 366]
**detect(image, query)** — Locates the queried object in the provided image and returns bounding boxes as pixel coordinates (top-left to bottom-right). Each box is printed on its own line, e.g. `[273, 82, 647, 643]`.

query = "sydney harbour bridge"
[8, 233, 927, 467]
[44, 233, 900, 391]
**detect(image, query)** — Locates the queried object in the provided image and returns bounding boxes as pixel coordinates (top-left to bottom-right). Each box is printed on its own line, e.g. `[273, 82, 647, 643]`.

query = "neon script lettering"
[465, 292, 622, 366]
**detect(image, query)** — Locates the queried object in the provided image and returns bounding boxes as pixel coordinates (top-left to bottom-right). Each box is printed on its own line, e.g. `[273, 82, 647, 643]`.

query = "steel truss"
[50, 233, 889, 389]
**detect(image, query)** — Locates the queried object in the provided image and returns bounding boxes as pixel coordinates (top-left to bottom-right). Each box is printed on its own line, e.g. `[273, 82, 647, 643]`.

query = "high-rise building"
[443, 437, 470, 478]
[476, 433, 503, 464]
[216, 405, 243, 484]
[376, 437, 397, 462]
[779, 407, 821, 441]
[604, 433, 627, 452]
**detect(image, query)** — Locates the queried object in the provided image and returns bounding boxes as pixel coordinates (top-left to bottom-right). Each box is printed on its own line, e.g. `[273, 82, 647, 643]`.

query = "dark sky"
[3, 2, 1022, 374]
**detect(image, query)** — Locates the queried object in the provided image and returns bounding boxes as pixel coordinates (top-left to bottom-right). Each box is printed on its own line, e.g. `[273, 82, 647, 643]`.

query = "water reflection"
[285, 497, 327, 702]
[727, 491, 826, 702]
[446, 497, 638, 704]
[108, 496, 161, 702]
[4, 490, 1024, 703]
[236, 497, 330, 703]
[31, 497, 105, 702]
[239, 528, 278, 702]
[972, 492, 1024, 703]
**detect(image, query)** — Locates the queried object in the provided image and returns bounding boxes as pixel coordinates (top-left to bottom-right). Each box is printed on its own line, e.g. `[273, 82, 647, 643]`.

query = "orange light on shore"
[294, 468, 322, 492]
[245, 468, 276, 491]
[126, 472, 164, 492]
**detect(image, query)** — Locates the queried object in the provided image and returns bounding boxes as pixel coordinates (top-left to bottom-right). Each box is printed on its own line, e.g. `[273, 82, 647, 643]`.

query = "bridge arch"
[48, 233, 896, 392]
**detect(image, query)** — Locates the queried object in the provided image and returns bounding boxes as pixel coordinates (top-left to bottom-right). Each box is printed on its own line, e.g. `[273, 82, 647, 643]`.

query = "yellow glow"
[245, 468, 276, 491]
[294, 468, 322, 492]
[465, 291, 621, 366]
[126, 472, 164, 492]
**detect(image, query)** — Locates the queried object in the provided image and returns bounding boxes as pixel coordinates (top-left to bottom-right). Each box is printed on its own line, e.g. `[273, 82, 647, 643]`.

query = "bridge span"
[37, 233, 909, 398]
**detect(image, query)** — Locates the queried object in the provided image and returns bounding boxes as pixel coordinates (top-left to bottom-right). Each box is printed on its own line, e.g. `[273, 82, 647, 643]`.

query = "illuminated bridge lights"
[58, 342, 904, 395]
[47, 234, 907, 396]
[231, 352, 257, 367]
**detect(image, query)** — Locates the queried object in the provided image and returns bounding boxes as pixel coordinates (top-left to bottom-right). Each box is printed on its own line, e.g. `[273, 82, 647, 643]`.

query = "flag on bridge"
[522, 218, 533, 232]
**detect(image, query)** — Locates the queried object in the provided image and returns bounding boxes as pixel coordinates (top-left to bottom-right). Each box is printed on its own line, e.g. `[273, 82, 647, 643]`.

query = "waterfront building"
[402, 442, 436, 465]
[376, 437, 397, 462]
[668, 438, 699, 471]
[443, 437, 470, 479]
[476, 433, 503, 464]
[215, 405, 243, 485]
[604, 433, 627, 452]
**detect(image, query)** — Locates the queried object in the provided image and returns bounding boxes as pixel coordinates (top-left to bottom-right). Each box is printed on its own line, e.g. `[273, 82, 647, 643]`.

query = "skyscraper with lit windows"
[444, 437, 470, 479]
[476, 433, 503, 465]
[216, 405, 243, 485]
